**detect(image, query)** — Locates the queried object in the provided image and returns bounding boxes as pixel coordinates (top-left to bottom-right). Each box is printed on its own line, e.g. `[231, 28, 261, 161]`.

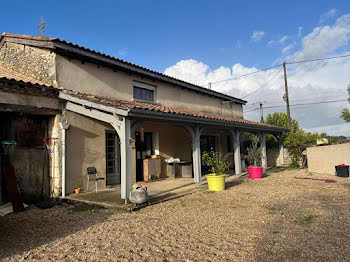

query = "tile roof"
[0, 64, 47, 86]
[0, 65, 57, 98]
[62, 89, 287, 131]
[0, 33, 246, 104]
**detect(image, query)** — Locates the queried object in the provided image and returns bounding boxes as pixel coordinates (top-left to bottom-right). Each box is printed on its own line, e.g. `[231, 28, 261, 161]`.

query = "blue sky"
[1, 1, 350, 135]
[1, 1, 349, 71]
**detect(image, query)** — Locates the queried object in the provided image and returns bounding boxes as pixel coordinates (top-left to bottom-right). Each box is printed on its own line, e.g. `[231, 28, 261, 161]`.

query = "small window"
[133, 82, 155, 102]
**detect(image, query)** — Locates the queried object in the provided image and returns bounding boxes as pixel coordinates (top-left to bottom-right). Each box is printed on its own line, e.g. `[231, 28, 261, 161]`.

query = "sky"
[1, 1, 350, 135]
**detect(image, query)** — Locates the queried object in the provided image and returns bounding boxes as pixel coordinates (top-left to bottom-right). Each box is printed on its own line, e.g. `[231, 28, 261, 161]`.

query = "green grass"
[69, 204, 104, 213]
[272, 230, 280, 234]
[266, 206, 282, 215]
[295, 214, 319, 225]
[307, 172, 314, 176]
[113, 209, 127, 215]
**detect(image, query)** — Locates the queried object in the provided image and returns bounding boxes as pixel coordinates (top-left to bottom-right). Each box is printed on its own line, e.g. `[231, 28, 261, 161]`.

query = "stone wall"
[267, 147, 295, 167]
[0, 42, 56, 86]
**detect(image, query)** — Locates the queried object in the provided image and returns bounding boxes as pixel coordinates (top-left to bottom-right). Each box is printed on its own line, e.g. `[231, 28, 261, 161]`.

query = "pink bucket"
[248, 166, 263, 179]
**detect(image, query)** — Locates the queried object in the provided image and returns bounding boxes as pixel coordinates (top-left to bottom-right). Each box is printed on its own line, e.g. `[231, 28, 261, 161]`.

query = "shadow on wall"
[66, 125, 103, 194]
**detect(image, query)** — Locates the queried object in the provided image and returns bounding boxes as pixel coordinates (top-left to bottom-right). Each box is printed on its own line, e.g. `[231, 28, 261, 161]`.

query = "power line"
[245, 94, 349, 108]
[286, 54, 350, 65]
[244, 99, 348, 113]
[201, 64, 282, 87]
[202, 53, 350, 89]
[242, 67, 283, 99]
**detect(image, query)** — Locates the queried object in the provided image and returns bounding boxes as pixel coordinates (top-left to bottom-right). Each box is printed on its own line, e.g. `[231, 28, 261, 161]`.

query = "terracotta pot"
[75, 188, 81, 194]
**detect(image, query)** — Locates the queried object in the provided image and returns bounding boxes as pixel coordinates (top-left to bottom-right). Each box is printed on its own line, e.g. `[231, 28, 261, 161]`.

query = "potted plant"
[202, 151, 231, 191]
[247, 134, 263, 179]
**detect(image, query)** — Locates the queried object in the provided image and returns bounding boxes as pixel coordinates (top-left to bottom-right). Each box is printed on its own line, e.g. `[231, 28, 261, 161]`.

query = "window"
[133, 82, 155, 102]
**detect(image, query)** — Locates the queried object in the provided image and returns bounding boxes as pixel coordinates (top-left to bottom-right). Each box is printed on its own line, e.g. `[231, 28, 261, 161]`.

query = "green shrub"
[287, 161, 300, 169]
[202, 150, 231, 176]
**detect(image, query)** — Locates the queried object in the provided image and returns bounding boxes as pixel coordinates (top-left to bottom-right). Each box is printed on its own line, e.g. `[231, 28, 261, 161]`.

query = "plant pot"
[206, 174, 225, 191]
[75, 188, 81, 194]
[248, 166, 263, 179]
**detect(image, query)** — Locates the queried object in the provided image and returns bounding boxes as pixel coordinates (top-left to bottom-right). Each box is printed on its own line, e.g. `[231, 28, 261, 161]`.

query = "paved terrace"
[63, 170, 242, 210]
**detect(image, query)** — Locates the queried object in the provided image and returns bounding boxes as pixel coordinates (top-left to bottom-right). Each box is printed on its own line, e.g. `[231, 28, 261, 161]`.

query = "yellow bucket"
[206, 174, 225, 191]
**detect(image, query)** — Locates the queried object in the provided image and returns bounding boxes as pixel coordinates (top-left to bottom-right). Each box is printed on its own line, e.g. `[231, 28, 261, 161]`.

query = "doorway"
[135, 131, 153, 181]
[105, 131, 121, 185]
[200, 135, 218, 174]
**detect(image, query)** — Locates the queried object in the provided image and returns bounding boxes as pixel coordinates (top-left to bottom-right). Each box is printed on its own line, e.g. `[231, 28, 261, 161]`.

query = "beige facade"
[307, 143, 350, 175]
[55, 55, 243, 118]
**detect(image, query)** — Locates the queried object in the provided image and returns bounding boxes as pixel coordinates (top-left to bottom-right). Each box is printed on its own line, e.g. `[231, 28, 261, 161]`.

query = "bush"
[247, 134, 262, 166]
[202, 151, 231, 176]
[287, 161, 300, 170]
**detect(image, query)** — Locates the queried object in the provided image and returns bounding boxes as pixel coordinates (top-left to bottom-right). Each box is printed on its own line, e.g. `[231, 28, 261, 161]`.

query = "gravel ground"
[1, 168, 350, 261]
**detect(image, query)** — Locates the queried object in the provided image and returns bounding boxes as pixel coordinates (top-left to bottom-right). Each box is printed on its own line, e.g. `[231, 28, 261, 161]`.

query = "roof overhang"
[1, 33, 247, 105]
[59, 92, 287, 134]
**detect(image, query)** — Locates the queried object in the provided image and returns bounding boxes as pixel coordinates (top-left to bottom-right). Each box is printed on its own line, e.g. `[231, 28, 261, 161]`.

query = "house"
[0, 33, 288, 204]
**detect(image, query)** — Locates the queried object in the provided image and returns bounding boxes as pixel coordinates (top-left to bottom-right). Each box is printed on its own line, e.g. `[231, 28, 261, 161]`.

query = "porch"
[59, 91, 288, 203]
[63, 170, 240, 210]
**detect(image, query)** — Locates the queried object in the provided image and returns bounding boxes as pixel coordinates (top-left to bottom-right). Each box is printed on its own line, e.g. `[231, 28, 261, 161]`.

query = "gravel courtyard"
[1, 168, 350, 261]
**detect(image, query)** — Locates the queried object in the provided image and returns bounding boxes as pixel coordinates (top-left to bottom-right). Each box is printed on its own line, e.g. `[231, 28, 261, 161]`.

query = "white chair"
[87, 167, 105, 193]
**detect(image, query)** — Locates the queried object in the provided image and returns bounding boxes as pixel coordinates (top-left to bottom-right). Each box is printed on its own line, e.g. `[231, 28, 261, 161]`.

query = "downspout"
[59, 119, 69, 197]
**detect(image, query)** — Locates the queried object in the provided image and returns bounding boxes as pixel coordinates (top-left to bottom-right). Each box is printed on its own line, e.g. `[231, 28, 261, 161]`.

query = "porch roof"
[61, 89, 289, 133]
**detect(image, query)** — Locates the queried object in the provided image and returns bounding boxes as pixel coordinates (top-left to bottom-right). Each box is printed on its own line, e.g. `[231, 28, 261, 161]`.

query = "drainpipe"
[59, 120, 70, 197]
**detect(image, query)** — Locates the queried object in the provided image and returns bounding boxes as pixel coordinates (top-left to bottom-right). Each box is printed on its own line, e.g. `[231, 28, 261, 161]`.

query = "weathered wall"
[0, 113, 52, 203]
[0, 42, 56, 86]
[65, 111, 112, 194]
[12, 148, 49, 203]
[266, 147, 294, 167]
[55, 55, 243, 118]
[307, 143, 350, 175]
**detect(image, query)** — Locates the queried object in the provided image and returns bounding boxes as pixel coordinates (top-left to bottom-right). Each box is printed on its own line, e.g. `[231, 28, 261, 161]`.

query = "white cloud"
[117, 48, 128, 57]
[298, 26, 303, 37]
[293, 14, 350, 61]
[282, 42, 296, 54]
[279, 35, 288, 44]
[163, 13, 350, 136]
[267, 40, 275, 46]
[319, 8, 338, 24]
[251, 31, 265, 42]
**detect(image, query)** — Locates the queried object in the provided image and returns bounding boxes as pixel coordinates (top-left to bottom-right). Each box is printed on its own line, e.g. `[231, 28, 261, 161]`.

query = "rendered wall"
[307, 143, 350, 175]
[65, 111, 112, 194]
[55, 55, 243, 118]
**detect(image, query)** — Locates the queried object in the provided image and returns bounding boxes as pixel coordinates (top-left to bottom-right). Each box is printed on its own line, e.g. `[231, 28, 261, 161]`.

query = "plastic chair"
[87, 167, 105, 193]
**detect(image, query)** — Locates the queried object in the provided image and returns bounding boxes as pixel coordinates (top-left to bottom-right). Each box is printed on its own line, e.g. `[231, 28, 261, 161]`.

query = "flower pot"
[206, 174, 225, 191]
[75, 188, 81, 194]
[248, 166, 263, 179]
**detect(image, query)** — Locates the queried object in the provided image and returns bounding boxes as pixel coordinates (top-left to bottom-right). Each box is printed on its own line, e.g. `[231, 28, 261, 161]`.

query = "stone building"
[0, 33, 287, 204]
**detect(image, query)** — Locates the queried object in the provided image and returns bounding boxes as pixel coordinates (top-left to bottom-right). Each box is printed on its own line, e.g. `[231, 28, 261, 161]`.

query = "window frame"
[133, 81, 157, 103]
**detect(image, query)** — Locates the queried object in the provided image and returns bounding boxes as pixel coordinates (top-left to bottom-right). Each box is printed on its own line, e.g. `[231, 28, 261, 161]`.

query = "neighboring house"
[0, 33, 288, 203]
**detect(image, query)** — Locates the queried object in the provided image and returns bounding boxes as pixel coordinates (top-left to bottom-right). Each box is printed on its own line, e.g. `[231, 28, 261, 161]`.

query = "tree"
[265, 112, 299, 132]
[341, 85, 350, 122]
[265, 112, 319, 167]
[264, 112, 300, 148]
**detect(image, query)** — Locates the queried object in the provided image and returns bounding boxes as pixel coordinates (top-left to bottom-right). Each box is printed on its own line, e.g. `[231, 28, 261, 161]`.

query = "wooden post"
[233, 129, 242, 174]
[283, 62, 292, 129]
[260, 133, 267, 169]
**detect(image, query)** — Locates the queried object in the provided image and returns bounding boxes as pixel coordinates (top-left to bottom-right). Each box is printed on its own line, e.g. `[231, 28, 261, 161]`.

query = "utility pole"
[259, 102, 264, 123]
[283, 62, 292, 129]
[208, 82, 212, 90]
